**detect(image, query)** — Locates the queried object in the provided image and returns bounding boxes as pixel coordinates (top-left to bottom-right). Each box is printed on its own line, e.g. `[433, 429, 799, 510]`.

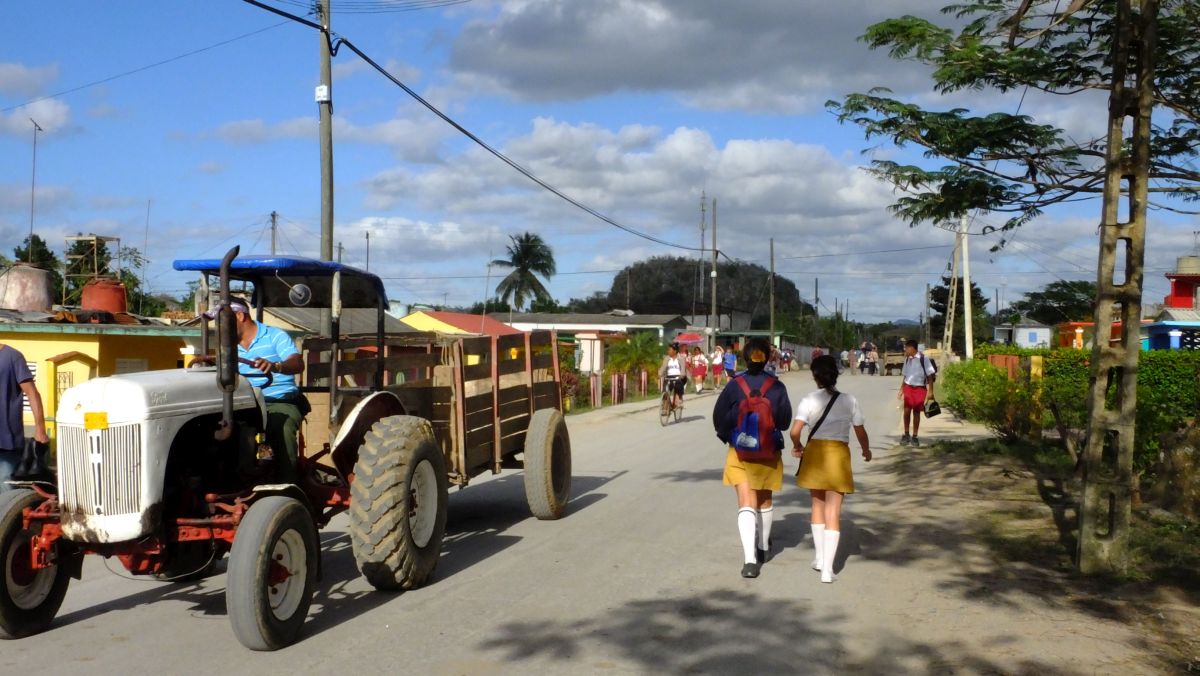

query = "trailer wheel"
[227, 496, 317, 651]
[523, 408, 572, 520]
[350, 415, 448, 591]
[0, 489, 70, 639]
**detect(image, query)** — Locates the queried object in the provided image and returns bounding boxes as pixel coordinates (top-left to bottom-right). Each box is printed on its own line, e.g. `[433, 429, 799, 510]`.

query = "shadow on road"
[473, 588, 1072, 674]
[47, 471, 624, 648]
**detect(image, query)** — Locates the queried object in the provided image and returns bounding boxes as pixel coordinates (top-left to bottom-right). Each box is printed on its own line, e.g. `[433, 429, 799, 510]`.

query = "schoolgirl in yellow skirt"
[790, 355, 872, 584]
[712, 338, 792, 578]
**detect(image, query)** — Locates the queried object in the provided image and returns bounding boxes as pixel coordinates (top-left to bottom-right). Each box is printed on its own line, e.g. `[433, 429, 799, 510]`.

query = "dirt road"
[7, 369, 1162, 674]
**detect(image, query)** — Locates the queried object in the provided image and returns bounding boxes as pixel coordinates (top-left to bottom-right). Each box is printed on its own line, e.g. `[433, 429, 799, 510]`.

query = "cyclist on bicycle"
[658, 342, 686, 411]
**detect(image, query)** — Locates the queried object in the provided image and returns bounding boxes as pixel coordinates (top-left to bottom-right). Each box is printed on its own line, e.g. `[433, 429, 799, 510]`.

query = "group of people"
[710, 337, 937, 583]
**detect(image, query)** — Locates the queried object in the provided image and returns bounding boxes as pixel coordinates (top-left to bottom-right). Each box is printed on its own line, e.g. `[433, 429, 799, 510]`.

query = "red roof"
[424, 310, 526, 336]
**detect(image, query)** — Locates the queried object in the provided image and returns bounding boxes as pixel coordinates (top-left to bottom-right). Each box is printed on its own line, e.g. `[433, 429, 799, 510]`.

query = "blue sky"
[2, 1, 1195, 323]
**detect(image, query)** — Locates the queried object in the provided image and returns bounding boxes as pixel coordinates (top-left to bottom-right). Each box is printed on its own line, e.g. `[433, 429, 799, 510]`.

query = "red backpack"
[733, 375, 779, 461]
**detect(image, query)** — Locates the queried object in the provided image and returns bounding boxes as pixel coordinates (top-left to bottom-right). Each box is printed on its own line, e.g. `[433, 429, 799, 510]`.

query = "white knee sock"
[810, 523, 825, 570]
[821, 530, 840, 583]
[737, 508, 757, 564]
[758, 507, 773, 551]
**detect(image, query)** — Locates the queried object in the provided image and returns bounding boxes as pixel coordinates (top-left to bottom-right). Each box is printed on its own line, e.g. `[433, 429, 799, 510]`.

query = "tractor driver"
[206, 297, 307, 483]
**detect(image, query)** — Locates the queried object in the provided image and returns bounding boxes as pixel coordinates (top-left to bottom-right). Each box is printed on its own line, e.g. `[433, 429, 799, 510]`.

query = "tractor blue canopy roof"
[173, 255, 388, 309]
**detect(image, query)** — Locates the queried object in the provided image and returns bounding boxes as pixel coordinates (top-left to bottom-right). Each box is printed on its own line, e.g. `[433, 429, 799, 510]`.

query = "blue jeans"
[0, 448, 19, 492]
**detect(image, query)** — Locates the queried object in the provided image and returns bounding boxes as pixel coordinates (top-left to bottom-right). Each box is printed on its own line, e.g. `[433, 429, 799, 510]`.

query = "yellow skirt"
[796, 439, 854, 494]
[722, 447, 783, 491]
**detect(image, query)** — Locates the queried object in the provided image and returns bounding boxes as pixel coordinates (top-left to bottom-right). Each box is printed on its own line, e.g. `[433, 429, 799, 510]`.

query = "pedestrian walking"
[709, 344, 726, 388]
[898, 339, 937, 447]
[712, 338, 793, 578]
[0, 342, 49, 491]
[723, 342, 739, 380]
[791, 354, 871, 583]
[689, 346, 708, 394]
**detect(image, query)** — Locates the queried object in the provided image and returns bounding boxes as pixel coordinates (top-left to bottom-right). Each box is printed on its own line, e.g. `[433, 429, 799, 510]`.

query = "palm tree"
[605, 331, 663, 378]
[492, 232, 556, 311]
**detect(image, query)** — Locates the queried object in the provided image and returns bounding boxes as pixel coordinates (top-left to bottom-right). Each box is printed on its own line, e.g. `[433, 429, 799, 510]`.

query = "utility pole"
[943, 234, 961, 353]
[769, 238, 776, 346]
[336, 241, 344, 263]
[141, 200, 151, 315]
[925, 283, 932, 349]
[626, 269, 631, 309]
[813, 278, 819, 345]
[317, 0, 334, 263]
[1079, 0, 1158, 574]
[695, 191, 706, 320]
[960, 213, 974, 360]
[27, 118, 42, 261]
[270, 211, 278, 255]
[710, 198, 718, 351]
[365, 230, 370, 271]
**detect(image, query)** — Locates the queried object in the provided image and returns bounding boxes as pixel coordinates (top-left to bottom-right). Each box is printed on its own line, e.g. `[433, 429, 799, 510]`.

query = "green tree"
[565, 291, 613, 314]
[930, 276, 990, 353]
[12, 234, 64, 300]
[117, 246, 167, 316]
[62, 234, 114, 304]
[1009, 280, 1097, 325]
[827, 1, 1199, 241]
[610, 256, 812, 328]
[604, 331, 662, 377]
[492, 232, 556, 311]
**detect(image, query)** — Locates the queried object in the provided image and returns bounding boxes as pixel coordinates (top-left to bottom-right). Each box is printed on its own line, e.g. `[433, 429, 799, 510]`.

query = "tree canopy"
[492, 232, 556, 311]
[608, 256, 811, 329]
[828, 0, 1199, 242]
[1009, 279, 1097, 324]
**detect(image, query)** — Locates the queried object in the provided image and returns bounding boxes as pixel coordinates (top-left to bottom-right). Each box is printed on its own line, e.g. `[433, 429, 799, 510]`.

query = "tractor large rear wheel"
[523, 408, 572, 520]
[349, 415, 448, 591]
[0, 490, 70, 639]
[227, 496, 317, 651]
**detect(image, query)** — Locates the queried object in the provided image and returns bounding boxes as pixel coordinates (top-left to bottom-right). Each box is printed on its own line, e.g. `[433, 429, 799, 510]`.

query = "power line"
[240, 0, 703, 253]
[781, 245, 950, 260]
[2, 21, 293, 114]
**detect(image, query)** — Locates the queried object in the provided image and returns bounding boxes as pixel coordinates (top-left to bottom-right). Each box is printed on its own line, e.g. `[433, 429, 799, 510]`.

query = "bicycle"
[659, 376, 684, 426]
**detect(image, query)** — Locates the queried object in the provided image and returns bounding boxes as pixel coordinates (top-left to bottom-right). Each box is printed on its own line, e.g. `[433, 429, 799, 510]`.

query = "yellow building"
[1, 322, 199, 440]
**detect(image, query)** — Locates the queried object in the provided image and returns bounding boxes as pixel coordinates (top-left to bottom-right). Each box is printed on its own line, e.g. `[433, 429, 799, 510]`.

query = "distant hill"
[893, 319, 920, 326]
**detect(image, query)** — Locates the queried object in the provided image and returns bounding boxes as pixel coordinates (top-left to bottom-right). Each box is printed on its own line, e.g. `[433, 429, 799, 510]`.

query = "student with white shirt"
[790, 354, 871, 583]
[898, 338, 937, 447]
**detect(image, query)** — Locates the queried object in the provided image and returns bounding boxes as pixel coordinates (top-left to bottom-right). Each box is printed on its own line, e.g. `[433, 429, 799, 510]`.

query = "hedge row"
[940, 348, 1200, 474]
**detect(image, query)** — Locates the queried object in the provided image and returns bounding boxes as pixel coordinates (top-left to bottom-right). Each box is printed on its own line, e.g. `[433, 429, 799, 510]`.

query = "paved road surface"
[10, 369, 1151, 674]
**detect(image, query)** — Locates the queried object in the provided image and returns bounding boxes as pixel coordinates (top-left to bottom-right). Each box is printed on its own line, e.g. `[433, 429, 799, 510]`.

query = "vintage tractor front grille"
[57, 423, 143, 517]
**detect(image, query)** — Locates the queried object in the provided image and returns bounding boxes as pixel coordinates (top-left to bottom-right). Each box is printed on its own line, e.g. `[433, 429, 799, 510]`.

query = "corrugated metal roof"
[267, 307, 413, 335]
[1158, 308, 1200, 322]
[493, 312, 685, 326]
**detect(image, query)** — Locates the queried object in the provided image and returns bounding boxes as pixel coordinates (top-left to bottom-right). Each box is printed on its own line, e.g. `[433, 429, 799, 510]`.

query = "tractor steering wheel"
[237, 357, 273, 388]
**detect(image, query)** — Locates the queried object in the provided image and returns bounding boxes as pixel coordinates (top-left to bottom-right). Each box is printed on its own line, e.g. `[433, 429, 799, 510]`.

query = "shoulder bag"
[796, 392, 840, 475]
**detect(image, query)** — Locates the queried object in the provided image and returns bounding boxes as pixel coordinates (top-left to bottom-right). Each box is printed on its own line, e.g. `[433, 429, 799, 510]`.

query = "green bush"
[950, 347, 1200, 475]
[940, 359, 1037, 442]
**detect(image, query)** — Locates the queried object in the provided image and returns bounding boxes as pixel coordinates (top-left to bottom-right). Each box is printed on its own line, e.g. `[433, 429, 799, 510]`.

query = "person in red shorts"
[897, 339, 936, 446]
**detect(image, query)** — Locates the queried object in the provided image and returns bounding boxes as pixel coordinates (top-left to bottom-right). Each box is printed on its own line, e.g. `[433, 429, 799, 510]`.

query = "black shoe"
[756, 548, 768, 564]
[741, 562, 760, 578]
[900, 433, 911, 446]
[912, 436, 920, 447]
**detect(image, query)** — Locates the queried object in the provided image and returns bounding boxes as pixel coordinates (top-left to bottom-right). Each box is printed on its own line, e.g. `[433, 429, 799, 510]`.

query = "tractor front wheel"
[226, 496, 317, 651]
[0, 489, 70, 639]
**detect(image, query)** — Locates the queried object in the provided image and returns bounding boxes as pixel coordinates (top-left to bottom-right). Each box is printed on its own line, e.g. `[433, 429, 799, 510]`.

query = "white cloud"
[0, 97, 71, 136]
[196, 161, 226, 175]
[0, 63, 58, 98]
[449, 0, 940, 112]
[213, 111, 450, 162]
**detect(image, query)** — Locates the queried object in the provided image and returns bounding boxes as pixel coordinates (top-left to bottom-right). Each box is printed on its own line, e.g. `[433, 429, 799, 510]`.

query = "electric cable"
[240, 0, 704, 253]
[2, 21, 294, 114]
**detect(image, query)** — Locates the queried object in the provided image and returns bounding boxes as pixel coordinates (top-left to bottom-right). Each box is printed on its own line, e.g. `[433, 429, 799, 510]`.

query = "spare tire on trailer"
[349, 415, 448, 591]
[523, 408, 571, 520]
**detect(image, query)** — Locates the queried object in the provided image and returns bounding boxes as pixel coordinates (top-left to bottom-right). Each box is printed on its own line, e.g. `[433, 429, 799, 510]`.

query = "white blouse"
[794, 389, 864, 443]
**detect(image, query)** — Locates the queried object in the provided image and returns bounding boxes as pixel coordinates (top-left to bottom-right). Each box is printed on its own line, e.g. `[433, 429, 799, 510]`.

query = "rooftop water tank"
[0, 264, 54, 312]
[81, 277, 128, 314]
[1176, 256, 1200, 275]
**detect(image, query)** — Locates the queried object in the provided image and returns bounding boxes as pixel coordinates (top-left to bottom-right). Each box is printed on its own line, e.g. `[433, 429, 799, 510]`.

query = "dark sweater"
[711, 371, 793, 444]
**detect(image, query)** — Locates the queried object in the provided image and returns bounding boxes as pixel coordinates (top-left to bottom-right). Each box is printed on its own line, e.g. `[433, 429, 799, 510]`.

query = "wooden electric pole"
[769, 238, 776, 346]
[1079, 0, 1159, 574]
[710, 198, 718, 349]
[270, 211, 278, 255]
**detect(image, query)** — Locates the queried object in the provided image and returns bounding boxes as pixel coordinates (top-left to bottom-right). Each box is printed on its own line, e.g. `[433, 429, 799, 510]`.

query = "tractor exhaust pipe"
[214, 245, 240, 441]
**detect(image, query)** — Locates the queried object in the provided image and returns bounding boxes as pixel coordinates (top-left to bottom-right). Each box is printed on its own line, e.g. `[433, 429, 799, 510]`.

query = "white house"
[993, 319, 1052, 348]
